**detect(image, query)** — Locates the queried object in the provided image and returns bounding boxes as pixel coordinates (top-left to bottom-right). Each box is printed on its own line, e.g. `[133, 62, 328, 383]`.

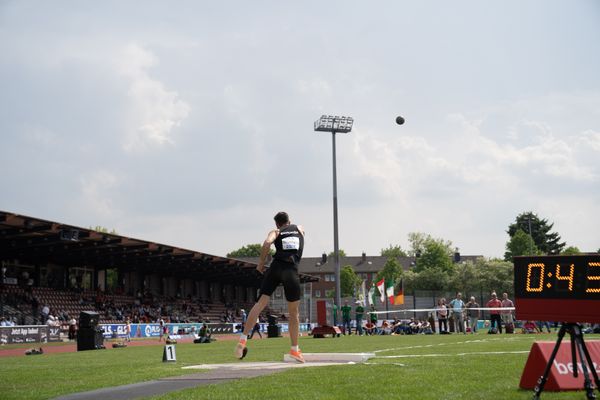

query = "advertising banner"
[0, 326, 45, 344]
[520, 341, 600, 390]
[100, 323, 238, 339]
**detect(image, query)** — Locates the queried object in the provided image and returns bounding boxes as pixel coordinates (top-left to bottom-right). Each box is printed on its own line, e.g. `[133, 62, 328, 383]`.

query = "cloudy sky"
[1, 1, 599, 259]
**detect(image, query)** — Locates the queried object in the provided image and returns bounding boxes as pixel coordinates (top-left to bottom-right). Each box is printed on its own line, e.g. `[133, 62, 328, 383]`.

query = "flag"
[359, 280, 366, 304]
[376, 278, 385, 304]
[394, 279, 405, 305]
[386, 280, 394, 304]
[367, 284, 376, 306]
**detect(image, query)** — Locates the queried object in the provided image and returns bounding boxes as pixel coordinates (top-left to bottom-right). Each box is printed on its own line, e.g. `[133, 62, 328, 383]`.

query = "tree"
[380, 244, 407, 258]
[412, 268, 450, 292]
[328, 249, 347, 258]
[407, 232, 429, 257]
[560, 246, 580, 255]
[401, 270, 418, 293]
[376, 257, 404, 285]
[475, 258, 514, 298]
[507, 212, 565, 255]
[504, 229, 539, 261]
[90, 226, 117, 234]
[227, 244, 274, 258]
[447, 261, 479, 295]
[411, 234, 454, 273]
[340, 265, 361, 297]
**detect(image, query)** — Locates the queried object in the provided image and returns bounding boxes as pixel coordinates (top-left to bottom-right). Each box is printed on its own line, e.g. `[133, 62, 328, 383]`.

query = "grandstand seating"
[2, 285, 264, 328]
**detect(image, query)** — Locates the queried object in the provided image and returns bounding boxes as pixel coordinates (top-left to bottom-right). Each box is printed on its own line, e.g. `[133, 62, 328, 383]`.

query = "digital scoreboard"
[514, 255, 600, 323]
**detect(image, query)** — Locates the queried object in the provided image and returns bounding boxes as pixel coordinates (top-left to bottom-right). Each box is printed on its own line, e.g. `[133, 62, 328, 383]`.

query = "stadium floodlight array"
[313, 114, 354, 313]
[314, 115, 354, 133]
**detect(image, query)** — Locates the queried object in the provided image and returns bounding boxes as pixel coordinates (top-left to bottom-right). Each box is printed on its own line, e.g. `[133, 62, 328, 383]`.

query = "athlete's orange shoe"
[289, 349, 305, 363]
[235, 340, 248, 359]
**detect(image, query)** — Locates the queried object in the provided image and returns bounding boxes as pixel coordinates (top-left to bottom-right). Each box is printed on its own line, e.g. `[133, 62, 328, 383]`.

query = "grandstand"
[0, 210, 317, 332]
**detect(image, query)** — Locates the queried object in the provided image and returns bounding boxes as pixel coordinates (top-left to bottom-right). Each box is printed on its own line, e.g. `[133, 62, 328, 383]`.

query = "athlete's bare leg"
[235, 294, 270, 359]
[287, 300, 300, 347]
[242, 295, 270, 336]
[286, 300, 304, 362]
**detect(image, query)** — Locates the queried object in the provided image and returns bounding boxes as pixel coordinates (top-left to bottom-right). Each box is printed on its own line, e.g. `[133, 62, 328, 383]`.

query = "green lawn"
[1, 333, 599, 399]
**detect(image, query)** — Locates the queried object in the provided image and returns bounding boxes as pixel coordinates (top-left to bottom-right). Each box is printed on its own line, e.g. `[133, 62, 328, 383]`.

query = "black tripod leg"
[572, 326, 596, 400]
[533, 324, 567, 400]
[578, 329, 600, 395]
[571, 326, 579, 378]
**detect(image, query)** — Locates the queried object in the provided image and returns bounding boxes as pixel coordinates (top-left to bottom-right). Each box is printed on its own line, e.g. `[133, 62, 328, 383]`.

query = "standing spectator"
[486, 292, 503, 333]
[355, 301, 365, 335]
[466, 296, 480, 334]
[436, 298, 448, 334]
[249, 318, 262, 339]
[341, 300, 352, 335]
[240, 309, 247, 326]
[449, 292, 466, 334]
[125, 318, 131, 342]
[158, 318, 166, 342]
[501, 293, 515, 333]
[41, 304, 50, 324]
[68, 317, 77, 340]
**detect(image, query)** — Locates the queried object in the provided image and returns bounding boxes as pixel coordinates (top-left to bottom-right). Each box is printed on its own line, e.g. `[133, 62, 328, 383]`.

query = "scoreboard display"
[514, 255, 600, 323]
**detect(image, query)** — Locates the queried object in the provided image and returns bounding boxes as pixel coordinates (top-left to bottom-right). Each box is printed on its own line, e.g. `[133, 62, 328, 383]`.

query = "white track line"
[376, 350, 530, 359]
[373, 336, 533, 354]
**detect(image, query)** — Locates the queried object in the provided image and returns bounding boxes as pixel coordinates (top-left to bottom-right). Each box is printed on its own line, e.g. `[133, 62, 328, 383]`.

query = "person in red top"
[486, 292, 502, 333]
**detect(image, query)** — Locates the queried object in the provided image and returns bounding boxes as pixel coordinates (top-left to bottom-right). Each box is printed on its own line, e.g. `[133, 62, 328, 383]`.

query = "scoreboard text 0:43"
[514, 255, 600, 323]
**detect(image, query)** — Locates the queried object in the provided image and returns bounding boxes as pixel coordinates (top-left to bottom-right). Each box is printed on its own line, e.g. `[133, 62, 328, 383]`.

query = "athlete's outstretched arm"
[257, 229, 278, 273]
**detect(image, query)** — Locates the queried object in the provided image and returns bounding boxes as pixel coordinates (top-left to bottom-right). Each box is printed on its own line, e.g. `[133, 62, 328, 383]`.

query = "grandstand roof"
[0, 211, 318, 286]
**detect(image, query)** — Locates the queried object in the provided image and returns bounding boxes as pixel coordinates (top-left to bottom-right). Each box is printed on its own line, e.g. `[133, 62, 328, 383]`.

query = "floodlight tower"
[314, 115, 354, 314]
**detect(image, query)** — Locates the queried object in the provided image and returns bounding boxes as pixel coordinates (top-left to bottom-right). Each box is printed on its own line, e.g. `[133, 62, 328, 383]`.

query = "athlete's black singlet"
[273, 224, 304, 264]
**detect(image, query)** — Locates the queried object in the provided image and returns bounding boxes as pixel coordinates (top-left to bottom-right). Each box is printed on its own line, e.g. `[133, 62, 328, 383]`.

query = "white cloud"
[79, 170, 120, 218]
[117, 43, 190, 151]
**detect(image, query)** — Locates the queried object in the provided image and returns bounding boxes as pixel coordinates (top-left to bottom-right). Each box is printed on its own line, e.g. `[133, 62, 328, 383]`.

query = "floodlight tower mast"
[314, 115, 354, 314]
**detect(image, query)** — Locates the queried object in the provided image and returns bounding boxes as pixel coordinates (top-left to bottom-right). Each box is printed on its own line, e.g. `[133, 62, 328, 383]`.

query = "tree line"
[228, 211, 598, 298]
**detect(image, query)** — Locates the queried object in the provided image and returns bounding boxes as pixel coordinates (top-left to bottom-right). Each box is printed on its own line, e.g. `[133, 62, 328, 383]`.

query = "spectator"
[409, 318, 420, 334]
[420, 319, 434, 334]
[158, 319, 167, 342]
[41, 304, 50, 324]
[537, 321, 552, 333]
[449, 292, 466, 334]
[364, 321, 377, 335]
[436, 298, 448, 334]
[380, 320, 392, 335]
[523, 321, 540, 334]
[341, 300, 352, 335]
[125, 318, 131, 342]
[486, 292, 503, 333]
[198, 323, 212, 343]
[68, 317, 77, 340]
[249, 318, 262, 339]
[240, 309, 247, 325]
[501, 293, 515, 333]
[369, 304, 378, 330]
[466, 296, 480, 334]
[355, 301, 364, 336]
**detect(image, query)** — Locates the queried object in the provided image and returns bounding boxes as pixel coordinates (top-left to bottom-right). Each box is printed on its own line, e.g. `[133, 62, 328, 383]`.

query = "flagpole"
[386, 294, 389, 320]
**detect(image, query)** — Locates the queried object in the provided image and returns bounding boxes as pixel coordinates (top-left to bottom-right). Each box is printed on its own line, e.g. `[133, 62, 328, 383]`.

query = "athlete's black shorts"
[259, 259, 301, 302]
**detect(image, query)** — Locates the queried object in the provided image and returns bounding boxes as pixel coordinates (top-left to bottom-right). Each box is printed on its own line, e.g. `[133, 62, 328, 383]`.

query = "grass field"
[1, 332, 599, 400]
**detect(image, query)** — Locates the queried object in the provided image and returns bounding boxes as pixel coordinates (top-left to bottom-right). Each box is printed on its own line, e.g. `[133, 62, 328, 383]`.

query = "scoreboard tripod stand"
[514, 255, 600, 399]
[532, 323, 600, 400]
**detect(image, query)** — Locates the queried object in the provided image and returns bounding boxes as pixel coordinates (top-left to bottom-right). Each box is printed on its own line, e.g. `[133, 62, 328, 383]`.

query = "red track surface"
[0, 334, 248, 358]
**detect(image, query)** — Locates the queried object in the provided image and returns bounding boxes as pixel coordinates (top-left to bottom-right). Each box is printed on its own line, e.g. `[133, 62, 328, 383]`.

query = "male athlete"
[235, 211, 305, 362]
